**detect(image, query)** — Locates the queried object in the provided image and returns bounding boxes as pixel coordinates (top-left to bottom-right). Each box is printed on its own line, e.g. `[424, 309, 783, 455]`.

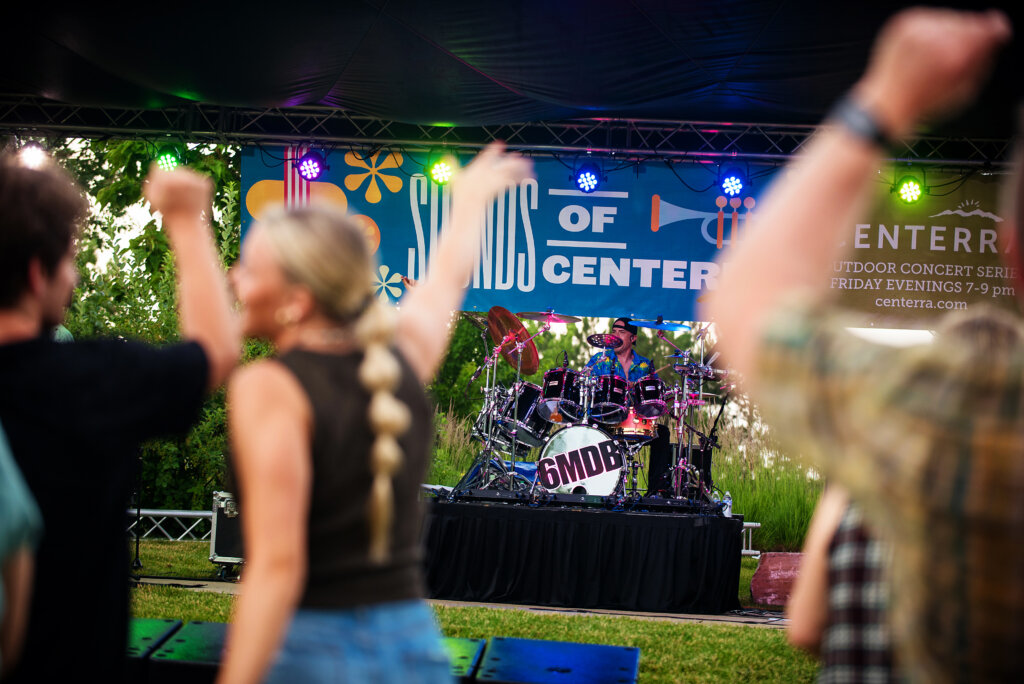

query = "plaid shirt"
[757, 299, 1024, 683]
[585, 349, 655, 381]
[820, 503, 897, 683]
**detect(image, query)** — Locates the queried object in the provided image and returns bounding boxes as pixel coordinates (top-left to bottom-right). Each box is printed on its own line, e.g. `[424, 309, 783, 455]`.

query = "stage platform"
[423, 499, 742, 615]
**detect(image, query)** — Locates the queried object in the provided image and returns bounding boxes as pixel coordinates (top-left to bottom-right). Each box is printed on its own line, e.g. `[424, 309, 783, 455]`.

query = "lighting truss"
[0, 95, 1013, 169]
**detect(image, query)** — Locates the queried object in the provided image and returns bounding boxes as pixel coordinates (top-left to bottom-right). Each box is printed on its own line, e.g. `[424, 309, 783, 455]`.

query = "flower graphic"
[373, 265, 403, 302]
[344, 151, 404, 204]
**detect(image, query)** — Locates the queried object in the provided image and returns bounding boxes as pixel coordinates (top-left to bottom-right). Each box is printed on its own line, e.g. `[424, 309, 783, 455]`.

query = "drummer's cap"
[613, 318, 638, 336]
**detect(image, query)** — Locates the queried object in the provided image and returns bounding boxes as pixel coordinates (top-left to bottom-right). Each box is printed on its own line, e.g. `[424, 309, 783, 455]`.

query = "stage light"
[18, 142, 47, 169]
[296, 150, 327, 181]
[576, 161, 601, 193]
[430, 159, 455, 185]
[155, 150, 180, 172]
[720, 167, 745, 196]
[895, 175, 923, 204]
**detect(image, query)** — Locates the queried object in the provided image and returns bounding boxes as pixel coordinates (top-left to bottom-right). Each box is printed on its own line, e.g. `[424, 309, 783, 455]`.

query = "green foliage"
[52, 138, 247, 510]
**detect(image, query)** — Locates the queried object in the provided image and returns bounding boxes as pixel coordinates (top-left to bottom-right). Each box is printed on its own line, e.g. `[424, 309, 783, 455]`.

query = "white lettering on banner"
[544, 255, 571, 284]
[407, 176, 538, 291]
[559, 205, 590, 232]
[600, 258, 630, 286]
[468, 180, 537, 291]
[852, 224, 1006, 253]
[407, 175, 429, 280]
[572, 256, 598, 285]
[557, 205, 619, 234]
[517, 179, 538, 292]
[690, 261, 720, 290]
[592, 206, 617, 233]
[541, 256, 720, 291]
[634, 259, 659, 287]
[663, 261, 687, 289]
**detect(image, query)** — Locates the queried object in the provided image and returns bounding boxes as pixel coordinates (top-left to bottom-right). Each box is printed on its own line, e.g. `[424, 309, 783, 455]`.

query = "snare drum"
[590, 374, 628, 424]
[495, 381, 550, 448]
[534, 424, 624, 495]
[539, 367, 582, 422]
[629, 374, 666, 418]
[611, 407, 657, 441]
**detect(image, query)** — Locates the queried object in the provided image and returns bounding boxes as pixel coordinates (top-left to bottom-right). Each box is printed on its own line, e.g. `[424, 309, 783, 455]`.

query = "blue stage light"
[721, 167, 745, 196]
[576, 162, 601, 193]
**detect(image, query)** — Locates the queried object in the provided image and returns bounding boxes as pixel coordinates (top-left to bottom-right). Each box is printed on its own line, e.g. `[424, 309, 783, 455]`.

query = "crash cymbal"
[516, 310, 582, 325]
[586, 333, 622, 350]
[487, 306, 539, 375]
[632, 319, 692, 332]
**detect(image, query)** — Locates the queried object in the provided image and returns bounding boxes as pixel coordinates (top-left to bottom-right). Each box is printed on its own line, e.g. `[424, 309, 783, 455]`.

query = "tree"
[50, 138, 252, 510]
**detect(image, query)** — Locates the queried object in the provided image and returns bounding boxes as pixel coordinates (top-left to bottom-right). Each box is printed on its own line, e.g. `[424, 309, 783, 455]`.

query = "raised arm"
[786, 486, 849, 655]
[704, 8, 1011, 391]
[143, 167, 240, 389]
[396, 142, 533, 383]
[217, 361, 312, 684]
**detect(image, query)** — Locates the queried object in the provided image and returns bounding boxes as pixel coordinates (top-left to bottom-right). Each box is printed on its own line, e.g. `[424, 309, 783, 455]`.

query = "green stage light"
[895, 176, 923, 204]
[156, 151, 180, 172]
[430, 159, 455, 184]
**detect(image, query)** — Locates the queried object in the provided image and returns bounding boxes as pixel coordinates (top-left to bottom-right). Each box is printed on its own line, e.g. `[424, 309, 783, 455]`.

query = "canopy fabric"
[1, 1, 1020, 136]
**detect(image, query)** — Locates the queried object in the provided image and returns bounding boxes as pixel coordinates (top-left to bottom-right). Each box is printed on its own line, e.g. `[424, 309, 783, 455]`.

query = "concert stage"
[423, 499, 742, 615]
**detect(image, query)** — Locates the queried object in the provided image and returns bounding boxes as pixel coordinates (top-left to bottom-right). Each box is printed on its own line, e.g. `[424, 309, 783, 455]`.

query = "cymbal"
[487, 306, 539, 375]
[586, 333, 622, 350]
[459, 311, 489, 332]
[516, 310, 582, 325]
[632, 319, 692, 332]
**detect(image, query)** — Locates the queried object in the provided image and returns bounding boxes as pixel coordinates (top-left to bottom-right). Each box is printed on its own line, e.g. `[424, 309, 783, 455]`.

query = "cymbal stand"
[504, 321, 550, 492]
[452, 334, 517, 494]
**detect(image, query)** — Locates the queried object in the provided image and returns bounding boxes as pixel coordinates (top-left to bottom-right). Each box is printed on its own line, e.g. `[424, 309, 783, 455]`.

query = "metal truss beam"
[0, 95, 1012, 169]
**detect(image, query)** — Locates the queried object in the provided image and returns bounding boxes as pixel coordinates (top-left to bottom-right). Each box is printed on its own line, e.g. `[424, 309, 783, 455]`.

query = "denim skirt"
[265, 599, 453, 683]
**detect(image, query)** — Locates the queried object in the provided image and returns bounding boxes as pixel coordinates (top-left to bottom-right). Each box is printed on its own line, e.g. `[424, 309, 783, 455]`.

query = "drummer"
[585, 318, 673, 496]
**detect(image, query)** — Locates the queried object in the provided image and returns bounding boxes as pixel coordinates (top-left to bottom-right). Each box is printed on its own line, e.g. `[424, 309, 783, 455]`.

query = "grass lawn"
[130, 587, 814, 683]
[130, 542, 812, 682]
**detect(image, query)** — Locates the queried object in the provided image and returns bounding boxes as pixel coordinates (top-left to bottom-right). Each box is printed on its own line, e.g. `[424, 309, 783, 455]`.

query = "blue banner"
[241, 146, 774, 321]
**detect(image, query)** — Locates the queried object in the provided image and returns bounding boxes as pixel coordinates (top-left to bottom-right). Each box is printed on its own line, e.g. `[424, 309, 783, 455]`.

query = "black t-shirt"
[0, 336, 208, 682]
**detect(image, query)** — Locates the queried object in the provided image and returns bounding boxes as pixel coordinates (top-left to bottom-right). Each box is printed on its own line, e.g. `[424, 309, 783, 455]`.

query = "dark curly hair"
[0, 157, 88, 307]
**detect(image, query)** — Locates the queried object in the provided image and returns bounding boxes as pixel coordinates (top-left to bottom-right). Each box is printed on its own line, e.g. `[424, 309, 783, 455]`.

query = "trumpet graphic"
[650, 194, 756, 248]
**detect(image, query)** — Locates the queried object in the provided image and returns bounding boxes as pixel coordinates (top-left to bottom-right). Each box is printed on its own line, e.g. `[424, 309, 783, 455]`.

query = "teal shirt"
[0, 420, 42, 668]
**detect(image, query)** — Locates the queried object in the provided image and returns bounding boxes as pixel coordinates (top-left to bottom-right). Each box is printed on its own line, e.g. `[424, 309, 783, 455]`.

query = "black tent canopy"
[0, 1, 1019, 160]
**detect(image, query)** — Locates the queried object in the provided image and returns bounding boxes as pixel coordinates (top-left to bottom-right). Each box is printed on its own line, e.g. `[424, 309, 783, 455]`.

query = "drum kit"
[454, 307, 732, 508]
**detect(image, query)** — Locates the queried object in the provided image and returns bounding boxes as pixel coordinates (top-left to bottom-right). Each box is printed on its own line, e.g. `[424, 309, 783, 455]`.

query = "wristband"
[828, 95, 897, 149]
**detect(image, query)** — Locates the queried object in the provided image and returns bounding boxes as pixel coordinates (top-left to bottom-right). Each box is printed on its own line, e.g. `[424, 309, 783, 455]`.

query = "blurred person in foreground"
[0, 157, 239, 681]
[216, 143, 532, 684]
[704, 8, 1018, 682]
[0, 421, 40, 679]
[787, 486, 897, 682]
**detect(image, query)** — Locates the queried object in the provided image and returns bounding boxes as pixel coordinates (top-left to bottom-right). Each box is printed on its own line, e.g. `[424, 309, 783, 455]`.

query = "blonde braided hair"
[258, 206, 410, 563]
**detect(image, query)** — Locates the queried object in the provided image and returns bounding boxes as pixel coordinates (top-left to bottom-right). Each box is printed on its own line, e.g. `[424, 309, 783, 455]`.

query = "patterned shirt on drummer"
[757, 299, 1024, 683]
[585, 349, 655, 382]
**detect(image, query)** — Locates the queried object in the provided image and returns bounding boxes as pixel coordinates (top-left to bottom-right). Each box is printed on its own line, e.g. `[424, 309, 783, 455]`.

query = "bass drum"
[534, 425, 624, 495]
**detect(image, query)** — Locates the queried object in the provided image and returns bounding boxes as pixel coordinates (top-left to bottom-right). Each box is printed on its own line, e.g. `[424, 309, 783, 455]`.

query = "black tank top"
[277, 346, 433, 608]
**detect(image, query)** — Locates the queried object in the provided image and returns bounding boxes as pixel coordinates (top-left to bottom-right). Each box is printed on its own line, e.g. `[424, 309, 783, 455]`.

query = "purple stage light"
[296, 150, 327, 181]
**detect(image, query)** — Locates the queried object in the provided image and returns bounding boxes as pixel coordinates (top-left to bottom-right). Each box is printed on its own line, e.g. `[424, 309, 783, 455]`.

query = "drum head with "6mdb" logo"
[535, 425, 624, 495]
